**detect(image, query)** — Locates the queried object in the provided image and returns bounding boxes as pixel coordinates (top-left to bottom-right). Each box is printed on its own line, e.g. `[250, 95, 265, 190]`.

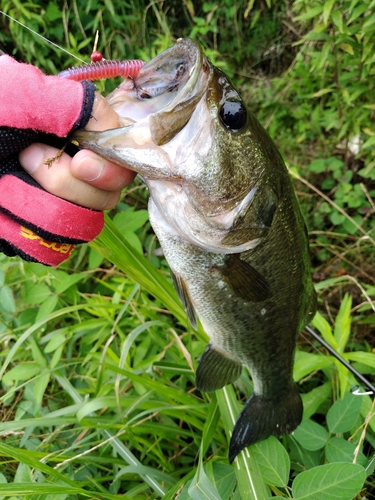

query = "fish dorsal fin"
[170, 271, 198, 329]
[213, 254, 271, 302]
[196, 343, 243, 392]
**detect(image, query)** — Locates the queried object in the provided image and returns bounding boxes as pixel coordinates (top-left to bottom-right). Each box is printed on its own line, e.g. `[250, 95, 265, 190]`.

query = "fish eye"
[175, 63, 185, 81]
[219, 101, 247, 131]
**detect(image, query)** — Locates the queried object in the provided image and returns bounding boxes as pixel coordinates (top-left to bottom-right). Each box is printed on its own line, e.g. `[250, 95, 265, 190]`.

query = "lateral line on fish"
[0, 10, 85, 63]
[300, 326, 375, 396]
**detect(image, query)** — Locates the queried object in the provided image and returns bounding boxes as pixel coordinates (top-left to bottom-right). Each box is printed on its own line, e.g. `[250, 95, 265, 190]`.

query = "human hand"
[19, 93, 136, 210]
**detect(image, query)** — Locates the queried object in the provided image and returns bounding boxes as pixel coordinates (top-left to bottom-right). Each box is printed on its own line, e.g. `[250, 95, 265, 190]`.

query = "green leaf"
[33, 369, 50, 407]
[44, 332, 66, 353]
[331, 10, 344, 32]
[0, 285, 16, 313]
[188, 461, 223, 500]
[293, 418, 329, 451]
[312, 311, 338, 350]
[294, 5, 323, 21]
[200, 395, 220, 457]
[334, 293, 352, 352]
[252, 437, 290, 487]
[114, 465, 175, 485]
[346, 351, 375, 368]
[302, 381, 332, 419]
[288, 437, 321, 470]
[311, 88, 334, 98]
[330, 211, 345, 225]
[45, 1, 63, 21]
[308, 159, 327, 173]
[292, 463, 366, 500]
[363, 11, 375, 28]
[347, 4, 368, 24]
[35, 295, 58, 322]
[122, 230, 144, 254]
[2, 363, 41, 385]
[23, 283, 52, 305]
[14, 463, 32, 483]
[113, 209, 149, 233]
[325, 437, 368, 467]
[211, 463, 236, 499]
[293, 351, 331, 381]
[88, 247, 105, 269]
[53, 273, 86, 294]
[326, 391, 363, 433]
[103, 0, 115, 16]
[323, 0, 335, 25]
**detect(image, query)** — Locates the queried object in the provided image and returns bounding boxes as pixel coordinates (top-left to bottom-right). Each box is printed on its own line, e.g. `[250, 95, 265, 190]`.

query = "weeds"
[0, 1, 374, 498]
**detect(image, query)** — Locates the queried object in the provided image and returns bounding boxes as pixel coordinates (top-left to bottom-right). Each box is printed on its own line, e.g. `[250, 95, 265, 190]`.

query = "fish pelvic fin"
[229, 383, 303, 463]
[196, 343, 243, 392]
[170, 271, 198, 329]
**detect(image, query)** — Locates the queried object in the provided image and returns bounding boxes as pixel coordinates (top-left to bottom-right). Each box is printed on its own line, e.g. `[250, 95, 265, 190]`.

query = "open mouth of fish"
[106, 37, 210, 144]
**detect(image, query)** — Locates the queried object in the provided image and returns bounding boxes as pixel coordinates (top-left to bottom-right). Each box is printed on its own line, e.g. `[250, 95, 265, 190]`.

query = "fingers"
[74, 93, 136, 190]
[70, 149, 136, 190]
[86, 93, 120, 131]
[19, 143, 135, 210]
[18, 92, 137, 210]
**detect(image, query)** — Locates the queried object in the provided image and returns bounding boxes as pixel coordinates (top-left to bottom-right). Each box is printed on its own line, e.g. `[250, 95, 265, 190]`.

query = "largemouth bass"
[74, 39, 317, 462]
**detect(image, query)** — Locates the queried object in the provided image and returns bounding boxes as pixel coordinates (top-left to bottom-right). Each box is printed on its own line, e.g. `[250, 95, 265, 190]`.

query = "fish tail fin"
[229, 383, 302, 463]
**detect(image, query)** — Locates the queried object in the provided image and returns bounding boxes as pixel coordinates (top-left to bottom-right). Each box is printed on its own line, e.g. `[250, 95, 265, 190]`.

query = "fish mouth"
[107, 38, 211, 145]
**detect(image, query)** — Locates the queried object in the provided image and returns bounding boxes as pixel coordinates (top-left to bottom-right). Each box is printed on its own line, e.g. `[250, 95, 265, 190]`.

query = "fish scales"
[73, 38, 317, 462]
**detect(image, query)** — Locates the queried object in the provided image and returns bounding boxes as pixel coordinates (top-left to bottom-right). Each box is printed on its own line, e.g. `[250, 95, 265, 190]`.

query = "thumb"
[85, 93, 120, 131]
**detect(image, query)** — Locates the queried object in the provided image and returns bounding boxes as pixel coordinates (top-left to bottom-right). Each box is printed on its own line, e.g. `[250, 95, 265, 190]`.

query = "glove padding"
[0, 127, 104, 266]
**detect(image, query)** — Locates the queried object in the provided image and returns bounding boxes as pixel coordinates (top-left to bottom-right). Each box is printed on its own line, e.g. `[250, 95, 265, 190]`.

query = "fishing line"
[0, 10, 85, 63]
[300, 325, 375, 396]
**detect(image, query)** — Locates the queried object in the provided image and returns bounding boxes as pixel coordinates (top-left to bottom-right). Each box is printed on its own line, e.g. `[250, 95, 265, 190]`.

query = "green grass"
[0, 1, 375, 498]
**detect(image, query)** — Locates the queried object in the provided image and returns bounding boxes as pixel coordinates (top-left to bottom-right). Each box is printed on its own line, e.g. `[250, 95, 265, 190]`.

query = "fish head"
[74, 39, 283, 252]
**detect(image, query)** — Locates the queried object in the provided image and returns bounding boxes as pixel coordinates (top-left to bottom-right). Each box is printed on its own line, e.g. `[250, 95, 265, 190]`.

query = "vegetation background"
[0, 0, 374, 498]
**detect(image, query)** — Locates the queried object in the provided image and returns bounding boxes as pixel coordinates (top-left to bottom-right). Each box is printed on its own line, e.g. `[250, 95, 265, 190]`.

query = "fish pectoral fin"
[196, 343, 243, 392]
[221, 226, 268, 247]
[170, 271, 198, 329]
[228, 383, 303, 463]
[214, 254, 271, 302]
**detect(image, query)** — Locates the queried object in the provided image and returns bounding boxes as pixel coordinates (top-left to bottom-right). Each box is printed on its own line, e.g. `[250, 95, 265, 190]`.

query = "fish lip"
[107, 39, 211, 141]
[134, 38, 205, 102]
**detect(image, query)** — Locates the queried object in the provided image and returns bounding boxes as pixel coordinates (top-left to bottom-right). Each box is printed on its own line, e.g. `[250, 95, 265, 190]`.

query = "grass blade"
[216, 386, 269, 499]
[54, 373, 167, 497]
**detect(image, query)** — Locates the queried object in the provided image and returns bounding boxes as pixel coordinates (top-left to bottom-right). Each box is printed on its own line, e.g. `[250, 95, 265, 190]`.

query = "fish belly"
[148, 191, 315, 461]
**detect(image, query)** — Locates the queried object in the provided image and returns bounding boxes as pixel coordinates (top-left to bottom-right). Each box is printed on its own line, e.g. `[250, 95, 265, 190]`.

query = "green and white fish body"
[74, 38, 317, 462]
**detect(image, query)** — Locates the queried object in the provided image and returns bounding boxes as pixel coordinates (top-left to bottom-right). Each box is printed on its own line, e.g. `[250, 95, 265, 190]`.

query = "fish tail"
[229, 383, 302, 463]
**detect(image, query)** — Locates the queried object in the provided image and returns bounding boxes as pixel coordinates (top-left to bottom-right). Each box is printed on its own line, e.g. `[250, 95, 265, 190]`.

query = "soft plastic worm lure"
[58, 59, 145, 81]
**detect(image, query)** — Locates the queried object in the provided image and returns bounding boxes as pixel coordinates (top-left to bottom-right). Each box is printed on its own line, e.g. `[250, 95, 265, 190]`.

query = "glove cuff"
[0, 173, 104, 243]
[0, 212, 74, 266]
[73, 81, 96, 131]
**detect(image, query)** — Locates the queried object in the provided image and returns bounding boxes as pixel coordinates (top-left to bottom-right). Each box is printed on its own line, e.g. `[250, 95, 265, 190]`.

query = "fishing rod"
[303, 325, 375, 396]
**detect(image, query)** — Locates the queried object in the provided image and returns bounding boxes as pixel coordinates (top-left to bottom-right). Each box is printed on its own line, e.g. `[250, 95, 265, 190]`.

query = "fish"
[73, 38, 317, 462]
